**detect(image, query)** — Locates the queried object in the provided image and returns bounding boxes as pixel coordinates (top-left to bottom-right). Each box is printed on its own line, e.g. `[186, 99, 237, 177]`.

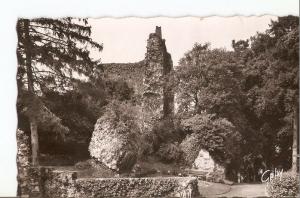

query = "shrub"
[267, 171, 299, 198]
[152, 118, 179, 144]
[156, 143, 182, 163]
[180, 112, 241, 166]
[140, 117, 180, 156]
[179, 134, 201, 166]
[138, 133, 157, 156]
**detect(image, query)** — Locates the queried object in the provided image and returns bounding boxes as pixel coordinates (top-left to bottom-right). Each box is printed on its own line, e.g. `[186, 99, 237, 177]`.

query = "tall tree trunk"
[24, 19, 39, 166]
[292, 106, 298, 172]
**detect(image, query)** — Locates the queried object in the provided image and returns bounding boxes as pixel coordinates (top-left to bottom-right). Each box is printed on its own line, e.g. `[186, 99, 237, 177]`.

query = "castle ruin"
[142, 26, 174, 132]
[102, 26, 174, 132]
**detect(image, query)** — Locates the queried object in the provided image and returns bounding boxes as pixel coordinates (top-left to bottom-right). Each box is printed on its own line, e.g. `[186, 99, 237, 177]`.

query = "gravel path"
[197, 181, 269, 197]
[198, 181, 231, 197]
[217, 183, 268, 197]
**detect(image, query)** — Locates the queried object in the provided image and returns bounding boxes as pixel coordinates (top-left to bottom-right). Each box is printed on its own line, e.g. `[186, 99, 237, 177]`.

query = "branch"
[39, 38, 69, 47]
[34, 70, 57, 76]
[30, 24, 55, 30]
[29, 28, 69, 45]
[31, 18, 90, 35]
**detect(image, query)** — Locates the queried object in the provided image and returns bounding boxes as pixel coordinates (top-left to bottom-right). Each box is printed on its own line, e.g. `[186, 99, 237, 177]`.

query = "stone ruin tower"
[142, 26, 174, 132]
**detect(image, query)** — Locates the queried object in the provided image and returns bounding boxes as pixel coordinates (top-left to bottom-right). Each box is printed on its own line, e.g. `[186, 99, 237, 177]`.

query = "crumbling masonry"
[102, 26, 174, 133]
[142, 26, 174, 132]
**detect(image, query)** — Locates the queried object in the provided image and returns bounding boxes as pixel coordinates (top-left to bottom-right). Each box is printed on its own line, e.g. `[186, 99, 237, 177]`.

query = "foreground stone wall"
[75, 177, 199, 198]
[43, 169, 77, 197]
[20, 166, 201, 197]
[16, 129, 31, 196]
[17, 129, 45, 197]
[41, 169, 200, 198]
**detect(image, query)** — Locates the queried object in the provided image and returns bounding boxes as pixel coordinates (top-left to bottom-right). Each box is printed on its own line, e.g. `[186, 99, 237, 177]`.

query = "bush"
[138, 133, 157, 156]
[179, 134, 201, 166]
[156, 143, 182, 163]
[139, 117, 180, 156]
[152, 118, 179, 144]
[180, 112, 241, 166]
[267, 171, 299, 198]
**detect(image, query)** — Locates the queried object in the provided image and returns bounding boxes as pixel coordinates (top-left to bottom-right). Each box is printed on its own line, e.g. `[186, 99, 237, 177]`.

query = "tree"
[232, 39, 249, 53]
[247, 16, 299, 172]
[272, 17, 299, 172]
[17, 18, 102, 165]
[180, 112, 241, 166]
[175, 16, 299, 180]
[176, 43, 255, 179]
[176, 43, 247, 132]
[41, 76, 134, 148]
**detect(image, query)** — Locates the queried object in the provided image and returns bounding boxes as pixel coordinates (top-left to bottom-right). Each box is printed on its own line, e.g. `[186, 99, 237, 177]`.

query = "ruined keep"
[89, 26, 174, 172]
[142, 26, 174, 132]
[101, 26, 174, 131]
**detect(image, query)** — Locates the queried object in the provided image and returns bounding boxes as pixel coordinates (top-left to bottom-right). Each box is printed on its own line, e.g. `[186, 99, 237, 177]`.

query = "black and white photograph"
[14, 15, 299, 197]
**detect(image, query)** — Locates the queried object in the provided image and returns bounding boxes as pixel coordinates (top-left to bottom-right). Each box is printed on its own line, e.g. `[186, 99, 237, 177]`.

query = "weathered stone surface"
[75, 177, 199, 198]
[101, 61, 145, 97]
[193, 149, 215, 172]
[98, 27, 175, 137]
[17, 129, 45, 197]
[27, 167, 45, 198]
[88, 118, 138, 172]
[28, 168, 201, 197]
[16, 129, 31, 196]
[41, 168, 199, 198]
[193, 149, 225, 183]
[43, 169, 77, 198]
[142, 26, 174, 133]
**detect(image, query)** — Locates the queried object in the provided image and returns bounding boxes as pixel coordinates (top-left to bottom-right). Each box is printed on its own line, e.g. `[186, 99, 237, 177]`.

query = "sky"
[89, 16, 277, 65]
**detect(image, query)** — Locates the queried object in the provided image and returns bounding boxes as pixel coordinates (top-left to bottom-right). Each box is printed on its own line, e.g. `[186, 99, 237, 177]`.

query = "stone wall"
[142, 26, 174, 133]
[43, 169, 77, 197]
[16, 129, 31, 196]
[17, 129, 46, 197]
[75, 177, 199, 198]
[193, 149, 225, 183]
[101, 28, 174, 121]
[102, 61, 145, 96]
[41, 169, 200, 198]
[100, 26, 175, 141]
[17, 163, 200, 197]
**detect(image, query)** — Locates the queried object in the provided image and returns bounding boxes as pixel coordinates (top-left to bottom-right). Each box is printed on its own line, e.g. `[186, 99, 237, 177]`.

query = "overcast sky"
[89, 16, 277, 65]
